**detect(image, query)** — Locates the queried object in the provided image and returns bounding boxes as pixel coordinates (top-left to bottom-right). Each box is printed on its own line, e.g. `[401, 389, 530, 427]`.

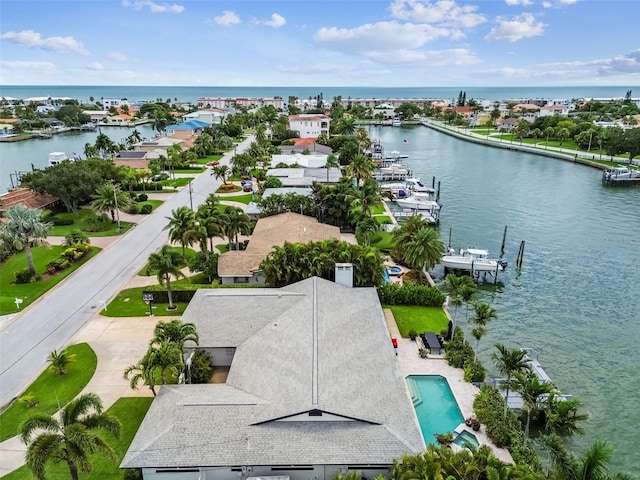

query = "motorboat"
[384, 150, 409, 161]
[394, 190, 439, 211]
[405, 177, 433, 193]
[602, 165, 640, 183]
[392, 117, 401, 127]
[48, 152, 69, 166]
[441, 248, 507, 273]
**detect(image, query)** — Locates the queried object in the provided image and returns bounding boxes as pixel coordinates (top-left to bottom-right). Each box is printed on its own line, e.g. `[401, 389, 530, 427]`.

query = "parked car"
[206, 161, 220, 167]
[240, 179, 253, 187]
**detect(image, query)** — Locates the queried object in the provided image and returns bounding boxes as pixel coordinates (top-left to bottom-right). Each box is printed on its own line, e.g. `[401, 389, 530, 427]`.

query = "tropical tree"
[512, 370, 555, 439]
[90, 183, 131, 227]
[146, 245, 187, 310]
[345, 153, 376, 185]
[336, 117, 356, 135]
[63, 229, 90, 247]
[221, 206, 251, 251]
[545, 437, 630, 480]
[545, 392, 590, 437]
[211, 164, 231, 186]
[145, 340, 184, 385]
[20, 393, 121, 480]
[152, 319, 199, 351]
[470, 301, 498, 355]
[347, 178, 381, 217]
[491, 343, 531, 418]
[460, 283, 476, 322]
[123, 350, 156, 396]
[46, 349, 77, 375]
[164, 206, 196, 255]
[402, 226, 444, 273]
[0, 204, 52, 276]
[324, 153, 340, 182]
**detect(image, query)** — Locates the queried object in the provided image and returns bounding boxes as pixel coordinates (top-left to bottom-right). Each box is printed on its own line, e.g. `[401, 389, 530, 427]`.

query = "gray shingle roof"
[121, 277, 423, 469]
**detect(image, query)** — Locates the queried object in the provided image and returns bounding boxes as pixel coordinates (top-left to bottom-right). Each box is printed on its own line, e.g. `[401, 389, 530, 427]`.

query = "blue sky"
[1, 0, 639, 87]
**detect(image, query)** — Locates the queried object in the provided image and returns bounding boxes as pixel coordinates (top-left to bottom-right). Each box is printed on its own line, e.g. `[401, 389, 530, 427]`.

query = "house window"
[234, 277, 249, 284]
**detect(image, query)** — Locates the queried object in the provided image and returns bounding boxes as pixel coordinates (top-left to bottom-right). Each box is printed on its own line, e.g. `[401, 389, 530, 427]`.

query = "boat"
[602, 165, 640, 183]
[440, 248, 507, 273]
[384, 150, 409, 161]
[405, 177, 432, 193]
[394, 190, 439, 210]
[48, 152, 69, 166]
[392, 117, 401, 127]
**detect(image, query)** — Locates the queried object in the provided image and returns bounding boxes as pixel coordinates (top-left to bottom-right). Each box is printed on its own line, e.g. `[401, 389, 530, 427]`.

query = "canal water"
[2, 124, 639, 473]
[371, 125, 639, 474]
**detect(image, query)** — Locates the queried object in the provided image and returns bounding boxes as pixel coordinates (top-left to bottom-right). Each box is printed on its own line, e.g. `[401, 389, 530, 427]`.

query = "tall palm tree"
[336, 117, 356, 135]
[345, 153, 376, 186]
[20, 393, 120, 480]
[491, 343, 531, 418]
[211, 165, 231, 186]
[401, 226, 444, 273]
[123, 349, 156, 396]
[90, 183, 130, 226]
[0, 204, 51, 276]
[470, 301, 498, 355]
[146, 245, 186, 310]
[512, 370, 555, 439]
[441, 274, 476, 322]
[546, 437, 630, 480]
[164, 206, 196, 255]
[324, 153, 340, 182]
[545, 392, 590, 437]
[221, 206, 251, 251]
[460, 283, 476, 322]
[152, 319, 199, 351]
[145, 340, 184, 385]
[347, 178, 381, 217]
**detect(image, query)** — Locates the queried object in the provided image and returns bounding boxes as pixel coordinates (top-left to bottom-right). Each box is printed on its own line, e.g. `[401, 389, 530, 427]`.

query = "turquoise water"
[406, 375, 464, 444]
[374, 125, 640, 474]
[454, 430, 480, 449]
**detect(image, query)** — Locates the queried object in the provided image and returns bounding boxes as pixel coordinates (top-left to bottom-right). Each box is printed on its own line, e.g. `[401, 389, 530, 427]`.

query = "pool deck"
[384, 309, 513, 464]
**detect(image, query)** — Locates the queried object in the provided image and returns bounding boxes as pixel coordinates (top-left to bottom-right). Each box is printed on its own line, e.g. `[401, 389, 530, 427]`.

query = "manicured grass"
[218, 193, 254, 205]
[162, 177, 192, 187]
[216, 184, 242, 193]
[48, 209, 133, 237]
[370, 231, 394, 252]
[375, 215, 393, 224]
[137, 199, 163, 211]
[138, 246, 196, 276]
[386, 305, 449, 338]
[173, 167, 205, 174]
[1, 397, 153, 480]
[215, 243, 230, 253]
[0, 343, 97, 442]
[102, 286, 189, 317]
[371, 203, 386, 215]
[0, 246, 101, 315]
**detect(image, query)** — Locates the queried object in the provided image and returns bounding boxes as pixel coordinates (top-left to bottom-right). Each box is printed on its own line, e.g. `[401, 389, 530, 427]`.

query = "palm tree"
[470, 301, 497, 355]
[123, 350, 157, 396]
[402, 226, 444, 273]
[441, 274, 476, 322]
[20, 393, 120, 480]
[146, 245, 187, 310]
[164, 206, 195, 255]
[63, 229, 90, 247]
[221, 206, 251, 251]
[324, 153, 340, 182]
[90, 183, 130, 226]
[211, 164, 231, 186]
[347, 178, 381, 217]
[336, 117, 356, 135]
[152, 319, 199, 351]
[491, 343, 531, 418]
[0, 204, 52, 276]
[345, 153, 376, 185]
[145, 340, 184, 385]
[46, 349, 77, 375]
[545, 392, 590, 437]
[512, 370, 555, 439]
[460, 283, 476, 322]
[546, 437, 629, 480]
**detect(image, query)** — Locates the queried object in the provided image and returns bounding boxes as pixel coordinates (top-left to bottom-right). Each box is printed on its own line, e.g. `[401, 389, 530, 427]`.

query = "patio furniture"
[423, 331, 442, 355]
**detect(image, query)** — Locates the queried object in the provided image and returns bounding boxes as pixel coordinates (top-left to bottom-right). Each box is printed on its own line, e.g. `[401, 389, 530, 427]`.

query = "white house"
[102, 98, 130, 109]
[182, 109, 225, 125]
[121, 276, 424, 480]
[288, 114, 330, 139]
[538, 105, 571, 117]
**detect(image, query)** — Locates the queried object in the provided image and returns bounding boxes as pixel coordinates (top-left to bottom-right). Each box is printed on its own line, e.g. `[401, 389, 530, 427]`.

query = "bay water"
[372, 125, 639, 474]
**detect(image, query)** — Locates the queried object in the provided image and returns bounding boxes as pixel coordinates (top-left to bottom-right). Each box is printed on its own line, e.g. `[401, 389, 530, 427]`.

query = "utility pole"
[188, 181, 193, 210]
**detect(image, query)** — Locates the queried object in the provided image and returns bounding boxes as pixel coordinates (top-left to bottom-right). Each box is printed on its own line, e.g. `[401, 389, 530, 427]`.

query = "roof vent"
[335, 263, 354, 288]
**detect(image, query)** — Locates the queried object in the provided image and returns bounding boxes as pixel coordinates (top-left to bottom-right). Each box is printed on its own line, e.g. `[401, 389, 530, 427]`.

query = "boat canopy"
[466, 249, 489, 256]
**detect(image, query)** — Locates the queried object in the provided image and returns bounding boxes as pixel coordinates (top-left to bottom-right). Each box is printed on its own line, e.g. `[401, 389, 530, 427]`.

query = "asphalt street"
[0, 136, 253, 407]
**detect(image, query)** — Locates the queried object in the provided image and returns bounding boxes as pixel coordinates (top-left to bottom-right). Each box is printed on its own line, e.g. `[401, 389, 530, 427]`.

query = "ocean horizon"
[1, 85, 638, 105]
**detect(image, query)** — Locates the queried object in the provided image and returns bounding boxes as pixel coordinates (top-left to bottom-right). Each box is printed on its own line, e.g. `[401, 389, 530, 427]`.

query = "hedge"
[377, 283, 445, 307]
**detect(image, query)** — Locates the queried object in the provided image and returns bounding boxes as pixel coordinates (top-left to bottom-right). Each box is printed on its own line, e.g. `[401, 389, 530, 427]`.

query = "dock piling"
[516, 240, 525, 268]
[501, 226, 508, 254]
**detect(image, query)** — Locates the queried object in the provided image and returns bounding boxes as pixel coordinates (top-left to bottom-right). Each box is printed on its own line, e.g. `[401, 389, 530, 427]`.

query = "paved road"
[0, 137, 253, 407]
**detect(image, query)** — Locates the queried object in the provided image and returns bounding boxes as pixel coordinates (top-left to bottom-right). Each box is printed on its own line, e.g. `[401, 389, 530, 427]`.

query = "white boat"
[392, 117, 401, 127]
[405, 177, 433, 193]
[384, 150, 409, 161]
[48, 152, 69, 166]
[441, 248, 507, 273]
[602, 165, 640, 182]
[394, 191, 440, 211]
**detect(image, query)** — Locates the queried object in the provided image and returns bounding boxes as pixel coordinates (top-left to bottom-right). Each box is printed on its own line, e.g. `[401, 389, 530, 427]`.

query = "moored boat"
[440, 248, 507, 273]
[602, 165, 640, 184]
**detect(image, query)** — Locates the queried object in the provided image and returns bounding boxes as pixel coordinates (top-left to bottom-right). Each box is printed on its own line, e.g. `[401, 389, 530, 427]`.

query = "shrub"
[140, 204, 153, 214]
[18, 392, 38, 408]
[463, 358, 486, 383]
[142, 286, 200, 304]
[408, 329, 418, 341]
[15, 268, 36, 284]
[51, 216, 74, 226]
[137, 193, 148, 202]
[124, 469, 143, 480]
[377, 283, 446, 307]
[190, 350, 214, 384]
[85, 216, 110, 232]
[444, 326, 474, 368]
[124, 203, 140, 214]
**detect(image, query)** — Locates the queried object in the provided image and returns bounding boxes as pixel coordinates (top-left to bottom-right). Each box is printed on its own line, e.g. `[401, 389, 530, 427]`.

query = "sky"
[0, 0, 639, 87]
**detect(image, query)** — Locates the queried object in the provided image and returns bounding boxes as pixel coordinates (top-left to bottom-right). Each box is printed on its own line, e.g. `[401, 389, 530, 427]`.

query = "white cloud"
[107, 52, 129, 62]
[211, 10, 240, 25]
[389, 0, 487, 28]
[0, 60, 56, 71]
[505, 0, 533, 5]
[544, 50, 640, 75]
[86, 62, 104, 71]
[1, 30, 88, 55]
[263, 13, 286, 28]
[121, 0, 184, 14]
[485, 13, 545, 42]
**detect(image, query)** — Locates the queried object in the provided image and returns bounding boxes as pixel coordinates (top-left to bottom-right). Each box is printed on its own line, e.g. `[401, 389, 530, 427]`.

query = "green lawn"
[386, 305, 449, 338]
[137, 199, 163, 211]
[0, 343, 97, 442]
[102, 286, 189, 317]
[162, 177, 192, 187]
[375, 215, 393, 224]
[0, 246, 101, 315]
[1, 397, 153, 480]
[48, 209, 133, 237]
[371, 203, 386, 215]
[370, 231, 394, 252]
[218, 193, 255, 205]
[138, 246, 196, 276]
[196, 154, 223, 165]
[173, 167, 205, 174]
[215, 243, 230, 254]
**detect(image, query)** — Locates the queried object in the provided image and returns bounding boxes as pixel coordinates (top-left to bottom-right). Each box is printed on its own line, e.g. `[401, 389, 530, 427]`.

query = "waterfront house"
[496, 117, 519, 131]
[182, 109, 225, 125]
[120, 276, 423, 480]
[217, 212, 343, 285]
[288, 114, 330, 139]
[279, 138, 333, 155]
[538, 105, 570, 117]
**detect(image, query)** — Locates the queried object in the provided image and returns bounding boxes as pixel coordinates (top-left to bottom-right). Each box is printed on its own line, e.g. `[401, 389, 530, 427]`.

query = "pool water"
[454, 430, 479, 449]
[406, 375, 464, 444]
[388, 266, 403, 275]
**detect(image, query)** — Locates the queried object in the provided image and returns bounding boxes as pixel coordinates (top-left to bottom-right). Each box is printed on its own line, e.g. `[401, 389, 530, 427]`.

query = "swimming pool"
[454, 430, 479, 449]
[406, 375, 464, 445]
[388, 266, 403, 275]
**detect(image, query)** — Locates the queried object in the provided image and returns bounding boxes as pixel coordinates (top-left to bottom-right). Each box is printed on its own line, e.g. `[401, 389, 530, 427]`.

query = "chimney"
[334, 263, 354, 288]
